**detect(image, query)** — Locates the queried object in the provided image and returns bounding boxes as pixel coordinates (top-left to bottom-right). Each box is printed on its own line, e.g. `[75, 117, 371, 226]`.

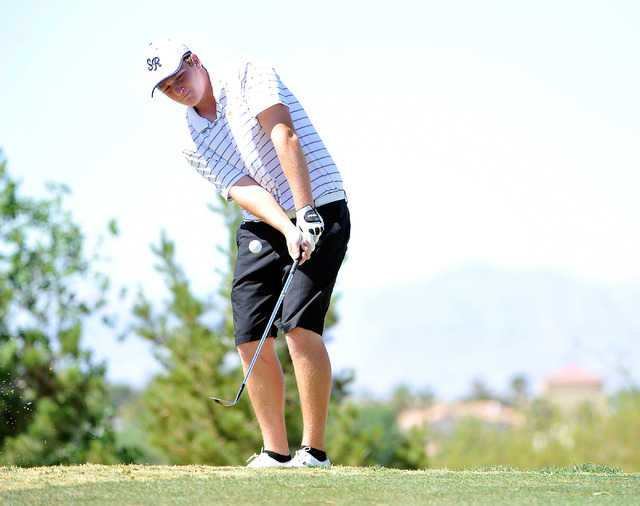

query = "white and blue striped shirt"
[182, 60, 343, 221]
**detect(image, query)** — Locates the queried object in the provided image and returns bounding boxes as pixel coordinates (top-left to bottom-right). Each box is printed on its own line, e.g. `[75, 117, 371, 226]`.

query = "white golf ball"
[249, 239, 262, 254]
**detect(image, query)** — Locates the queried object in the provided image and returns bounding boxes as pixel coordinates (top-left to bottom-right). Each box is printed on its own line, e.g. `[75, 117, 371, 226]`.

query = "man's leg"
[285, 327, 332, 450]
[238, 337, 290, 455]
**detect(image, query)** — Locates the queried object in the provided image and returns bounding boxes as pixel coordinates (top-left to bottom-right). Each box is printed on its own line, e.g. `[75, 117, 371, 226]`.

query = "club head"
[210, 384, 245, 407]
[210, 396, 238, 407]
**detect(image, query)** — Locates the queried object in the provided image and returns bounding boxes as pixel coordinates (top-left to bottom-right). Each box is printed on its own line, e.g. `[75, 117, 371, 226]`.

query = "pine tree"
[131, 199, 260, 464]
[0, 152, 124, 466]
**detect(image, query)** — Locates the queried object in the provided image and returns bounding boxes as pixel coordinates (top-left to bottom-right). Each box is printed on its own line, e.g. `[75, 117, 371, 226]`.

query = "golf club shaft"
[211, 256, 301, 406]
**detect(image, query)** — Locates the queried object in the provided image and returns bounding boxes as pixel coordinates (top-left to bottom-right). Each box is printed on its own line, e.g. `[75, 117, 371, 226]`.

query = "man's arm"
[256, 104, 313, 210]
[256, 104, 325, 248]
[228, 176, 311, 263]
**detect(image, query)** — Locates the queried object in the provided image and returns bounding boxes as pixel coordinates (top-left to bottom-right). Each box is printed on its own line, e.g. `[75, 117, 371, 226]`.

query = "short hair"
[183, 52, 206, 72]
[183, 52, 195, 66]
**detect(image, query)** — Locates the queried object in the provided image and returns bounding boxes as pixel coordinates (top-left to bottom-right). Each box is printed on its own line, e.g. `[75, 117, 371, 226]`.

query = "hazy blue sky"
[2, 0, 639, 396]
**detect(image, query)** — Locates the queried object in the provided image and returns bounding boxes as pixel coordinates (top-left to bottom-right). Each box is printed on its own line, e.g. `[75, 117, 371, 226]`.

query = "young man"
[144, 38, 350, 467]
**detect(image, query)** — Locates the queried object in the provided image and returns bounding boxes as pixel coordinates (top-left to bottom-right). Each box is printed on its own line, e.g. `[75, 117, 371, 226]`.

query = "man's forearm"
[256, 104, 314, 210]
[270, 124, 314, 210]
[229, 176, 310, 262]
[228, 176, 293, 234]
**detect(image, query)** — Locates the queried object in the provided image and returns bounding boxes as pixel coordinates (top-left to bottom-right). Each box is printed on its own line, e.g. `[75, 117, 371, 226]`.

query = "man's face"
[157, 57, 204, 106]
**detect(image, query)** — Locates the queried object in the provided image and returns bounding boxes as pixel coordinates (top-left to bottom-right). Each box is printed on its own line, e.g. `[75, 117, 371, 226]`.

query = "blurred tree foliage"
[428, 388, 640, 472]
[0, 152, 125, 466]
[130, 200, 260, 464]
[128, 197, 430, 468]
[329, 400, 429, 469]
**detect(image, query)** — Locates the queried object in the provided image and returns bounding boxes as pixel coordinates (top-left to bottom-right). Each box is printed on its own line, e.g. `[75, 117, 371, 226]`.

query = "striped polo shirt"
[181, 60, 343, 221]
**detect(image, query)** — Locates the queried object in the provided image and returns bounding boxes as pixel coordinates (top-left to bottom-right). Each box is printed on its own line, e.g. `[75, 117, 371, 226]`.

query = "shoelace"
[294, 448, 313, 464]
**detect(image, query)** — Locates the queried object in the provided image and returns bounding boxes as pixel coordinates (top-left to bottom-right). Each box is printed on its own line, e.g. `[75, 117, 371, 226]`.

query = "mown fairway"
[1, 463, 639, 505]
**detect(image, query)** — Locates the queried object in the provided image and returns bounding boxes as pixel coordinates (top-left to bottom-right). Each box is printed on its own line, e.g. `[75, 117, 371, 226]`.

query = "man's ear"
[191, 54, 202, 68]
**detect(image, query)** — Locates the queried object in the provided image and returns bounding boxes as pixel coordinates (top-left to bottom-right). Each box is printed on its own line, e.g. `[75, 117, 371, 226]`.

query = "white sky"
[1, 0, 639, 394]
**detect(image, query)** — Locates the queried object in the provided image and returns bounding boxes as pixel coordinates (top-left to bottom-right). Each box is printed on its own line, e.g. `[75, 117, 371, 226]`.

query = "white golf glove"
[296, 204, 324, 251]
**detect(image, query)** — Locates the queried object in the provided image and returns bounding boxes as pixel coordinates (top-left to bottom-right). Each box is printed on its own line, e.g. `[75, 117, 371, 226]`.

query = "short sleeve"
[182, 145, 245, 201]
[242, 61, 290, 117]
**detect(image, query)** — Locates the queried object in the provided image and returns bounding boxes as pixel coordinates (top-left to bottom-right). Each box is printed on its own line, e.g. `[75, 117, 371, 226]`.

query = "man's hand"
[296, 205, 324, 251]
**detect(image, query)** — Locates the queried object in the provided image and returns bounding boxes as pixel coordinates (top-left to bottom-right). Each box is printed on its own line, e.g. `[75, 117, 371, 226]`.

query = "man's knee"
[238, 336, 276, 362]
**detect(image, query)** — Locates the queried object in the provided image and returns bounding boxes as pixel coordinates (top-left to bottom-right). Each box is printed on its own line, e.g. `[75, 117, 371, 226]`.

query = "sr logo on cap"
[147, 57, 162, 72]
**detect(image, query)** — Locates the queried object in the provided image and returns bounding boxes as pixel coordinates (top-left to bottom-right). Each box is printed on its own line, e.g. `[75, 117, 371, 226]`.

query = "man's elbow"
[270, 123, 299, 149]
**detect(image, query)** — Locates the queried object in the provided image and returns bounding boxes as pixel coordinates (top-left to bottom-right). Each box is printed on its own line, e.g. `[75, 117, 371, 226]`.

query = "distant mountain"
[328, 265, 640, 400]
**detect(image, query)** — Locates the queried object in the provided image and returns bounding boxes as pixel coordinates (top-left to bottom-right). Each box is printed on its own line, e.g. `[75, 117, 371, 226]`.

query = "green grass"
[1, 463, 638, 505]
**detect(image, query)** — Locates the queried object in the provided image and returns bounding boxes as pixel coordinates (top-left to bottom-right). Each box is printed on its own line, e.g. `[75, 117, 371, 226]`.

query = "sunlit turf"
[1, 463, 638, 505]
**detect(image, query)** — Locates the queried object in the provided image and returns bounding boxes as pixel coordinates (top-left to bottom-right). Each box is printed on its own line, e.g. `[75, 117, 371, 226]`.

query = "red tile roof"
[544, 365, 603, 388]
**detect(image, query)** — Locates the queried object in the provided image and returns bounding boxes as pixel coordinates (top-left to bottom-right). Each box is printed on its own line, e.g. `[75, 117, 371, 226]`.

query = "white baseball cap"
[144, 38, 191, 97]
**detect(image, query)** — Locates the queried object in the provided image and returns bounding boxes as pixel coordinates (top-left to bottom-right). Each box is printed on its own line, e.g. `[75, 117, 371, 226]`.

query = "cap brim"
[151, 66, 180, 97]
[150, 51, 191, 97]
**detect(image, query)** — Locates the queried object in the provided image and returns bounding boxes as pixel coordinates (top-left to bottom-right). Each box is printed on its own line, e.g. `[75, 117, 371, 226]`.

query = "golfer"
[144, 38, 350, 468]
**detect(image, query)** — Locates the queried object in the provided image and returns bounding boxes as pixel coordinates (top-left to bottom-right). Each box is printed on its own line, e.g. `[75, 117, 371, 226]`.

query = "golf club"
[210, 255, 301, 406]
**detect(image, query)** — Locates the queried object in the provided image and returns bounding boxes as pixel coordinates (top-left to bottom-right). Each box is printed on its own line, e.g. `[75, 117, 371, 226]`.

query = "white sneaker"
[288, 447, 331, 467]
[246, 450, 290, 468]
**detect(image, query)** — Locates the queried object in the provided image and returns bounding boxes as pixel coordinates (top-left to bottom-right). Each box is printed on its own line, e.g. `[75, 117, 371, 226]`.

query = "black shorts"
[231, 200, 350, 345]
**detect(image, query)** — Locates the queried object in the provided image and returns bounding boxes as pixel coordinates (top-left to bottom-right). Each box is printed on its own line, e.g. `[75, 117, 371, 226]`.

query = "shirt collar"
[186, 75, 224, 133]
[186, 106, 210, 133]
